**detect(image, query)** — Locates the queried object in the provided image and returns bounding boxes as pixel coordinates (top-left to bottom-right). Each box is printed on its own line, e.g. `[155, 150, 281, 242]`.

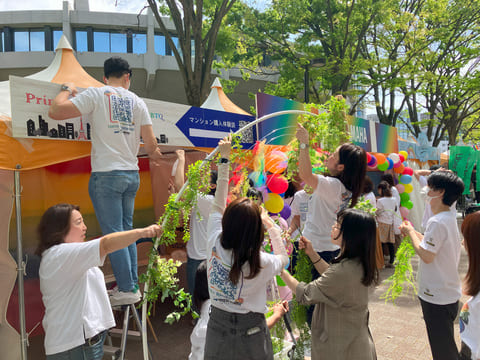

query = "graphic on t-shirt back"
[105, 91, 134, 134]
[459, 302, 469, 333]
[336, 190, 352, 213]
[208, 247, 244, 305]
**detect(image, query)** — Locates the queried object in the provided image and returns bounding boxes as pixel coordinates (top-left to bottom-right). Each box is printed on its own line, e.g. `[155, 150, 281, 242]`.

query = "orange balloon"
[394, 164, 405, 174]
[265, 152, 287, 174]
[376, 153, 387, 164]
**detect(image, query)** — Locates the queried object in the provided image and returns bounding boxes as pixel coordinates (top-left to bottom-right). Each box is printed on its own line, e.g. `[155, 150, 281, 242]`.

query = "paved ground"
[28, 218, 470, 360]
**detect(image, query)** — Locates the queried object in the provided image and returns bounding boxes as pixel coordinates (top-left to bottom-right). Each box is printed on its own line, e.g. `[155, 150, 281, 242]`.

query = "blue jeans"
[46, 331, 107, 360]
[89, 171, 140, 292]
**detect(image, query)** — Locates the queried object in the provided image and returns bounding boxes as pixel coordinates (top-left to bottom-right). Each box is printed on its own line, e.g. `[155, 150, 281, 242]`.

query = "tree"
[398, 0, 480, 145]
[146, 0, 237, 106]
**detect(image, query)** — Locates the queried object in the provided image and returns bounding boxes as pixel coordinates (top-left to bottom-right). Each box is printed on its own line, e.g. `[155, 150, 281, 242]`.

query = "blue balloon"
[387, 158, 394, 170]
[400, 174, 412, 184]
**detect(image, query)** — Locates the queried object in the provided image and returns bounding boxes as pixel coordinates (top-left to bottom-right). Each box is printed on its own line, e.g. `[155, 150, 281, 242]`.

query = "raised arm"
[261, 208, 289, 268]
[48, 82, 82, 120]
[172, 149, 185, 192]
[99, 224, 162, 259]
[296, 123, 318, 189]
[211, 135, 231, 215]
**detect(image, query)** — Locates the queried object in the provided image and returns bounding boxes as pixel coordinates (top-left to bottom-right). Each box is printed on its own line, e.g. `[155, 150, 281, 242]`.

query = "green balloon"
[400, 192, 410, 203]
[377, 162, 389, 171]
[405, 200, 413, 209]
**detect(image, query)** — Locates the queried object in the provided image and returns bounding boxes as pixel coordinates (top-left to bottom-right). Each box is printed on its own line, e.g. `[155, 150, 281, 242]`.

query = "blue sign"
[175, 107, 256, 148]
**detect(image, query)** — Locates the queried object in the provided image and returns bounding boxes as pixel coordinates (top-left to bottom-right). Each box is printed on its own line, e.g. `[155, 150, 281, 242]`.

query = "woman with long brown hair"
[203, 136, 289, 360]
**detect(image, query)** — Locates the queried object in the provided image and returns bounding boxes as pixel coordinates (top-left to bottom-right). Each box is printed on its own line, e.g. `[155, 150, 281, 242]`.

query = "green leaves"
[381, 235, 418, 303]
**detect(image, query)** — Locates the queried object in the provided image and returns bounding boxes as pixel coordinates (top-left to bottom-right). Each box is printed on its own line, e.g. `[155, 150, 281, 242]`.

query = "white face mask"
[424, 187, 442, 204]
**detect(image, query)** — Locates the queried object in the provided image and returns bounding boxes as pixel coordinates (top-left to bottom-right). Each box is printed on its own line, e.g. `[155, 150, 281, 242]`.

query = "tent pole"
[15, 167, 28, 360]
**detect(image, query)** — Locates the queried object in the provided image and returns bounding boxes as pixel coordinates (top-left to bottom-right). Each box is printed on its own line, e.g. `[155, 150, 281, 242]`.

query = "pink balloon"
[393, 161, 402, 168]
[400, 206, 409, 219]
[396, 184, 405, 193]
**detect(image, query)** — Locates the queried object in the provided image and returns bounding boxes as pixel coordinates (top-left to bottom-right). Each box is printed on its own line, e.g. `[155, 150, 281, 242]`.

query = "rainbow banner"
[347, 117, 398, 154]
[256, 93, 304, 145]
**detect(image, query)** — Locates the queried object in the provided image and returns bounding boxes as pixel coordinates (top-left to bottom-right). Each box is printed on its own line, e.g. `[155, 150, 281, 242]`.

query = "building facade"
[0, 0, 277, 110]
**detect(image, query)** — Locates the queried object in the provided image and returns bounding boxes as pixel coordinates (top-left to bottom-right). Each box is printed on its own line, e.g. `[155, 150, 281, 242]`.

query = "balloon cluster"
[245, 141, 292, 221]
[367, 150, 414, 219]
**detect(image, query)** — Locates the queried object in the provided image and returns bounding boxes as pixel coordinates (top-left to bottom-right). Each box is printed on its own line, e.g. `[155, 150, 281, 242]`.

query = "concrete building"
[0, 0, 277, 110]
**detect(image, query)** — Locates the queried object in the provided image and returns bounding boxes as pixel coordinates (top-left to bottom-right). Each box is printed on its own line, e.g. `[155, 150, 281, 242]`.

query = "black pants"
[419, 298, 459, 360]
[382, 243, 395, 264]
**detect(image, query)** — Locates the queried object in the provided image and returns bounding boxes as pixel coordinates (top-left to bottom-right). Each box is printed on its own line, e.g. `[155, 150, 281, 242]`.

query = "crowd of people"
[34, 55, 478, 360]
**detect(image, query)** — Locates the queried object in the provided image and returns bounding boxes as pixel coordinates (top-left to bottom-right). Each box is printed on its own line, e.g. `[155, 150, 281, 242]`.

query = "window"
[14, 31, 29, 52]
[110, 33, 126, 53]
[0, 31, 4, 52]
[132, 33, 146, 54]
[75, 31, 88, 52]
[30, 31, 45, 51]
[154, 34, 166, 55]
[53, 30, 63, 49]
[93, 31, 109, 52]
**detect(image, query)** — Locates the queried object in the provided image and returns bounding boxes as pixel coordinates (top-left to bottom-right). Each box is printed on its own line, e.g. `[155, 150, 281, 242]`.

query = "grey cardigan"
[296, 258, 377, 360]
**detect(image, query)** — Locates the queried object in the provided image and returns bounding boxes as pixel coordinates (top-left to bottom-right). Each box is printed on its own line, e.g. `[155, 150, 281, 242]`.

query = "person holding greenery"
[295, 123, 367, 324]
[281, 208, 378, 360]
[400, 171, 464, 360]
[203, 135, 289, 360]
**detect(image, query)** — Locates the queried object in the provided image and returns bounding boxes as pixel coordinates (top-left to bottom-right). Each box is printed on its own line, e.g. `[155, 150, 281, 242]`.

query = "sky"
[0, 0, 149, 13]
[0, 0, 269, 12]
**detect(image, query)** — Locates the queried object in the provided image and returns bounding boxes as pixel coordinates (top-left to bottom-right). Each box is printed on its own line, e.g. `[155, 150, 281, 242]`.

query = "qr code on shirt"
[238, 120, 254, 144]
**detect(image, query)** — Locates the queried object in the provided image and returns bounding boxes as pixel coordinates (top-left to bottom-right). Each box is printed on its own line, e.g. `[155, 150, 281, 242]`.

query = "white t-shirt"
[376, 197, 397, 225]
[364, 192, 376, 208]
[206, 212, 284, 314]
[290, 190, 312, 239]
[460, 294, 480, 360]
[418, 211, 461, 305]
[391, 186, 401, 208]
[71, 86, 152, 172]
[39, 239, 115, 355]
[189, 299, 211, 360]
[187, 194, 214, 260]
[303, 175, 351, 253]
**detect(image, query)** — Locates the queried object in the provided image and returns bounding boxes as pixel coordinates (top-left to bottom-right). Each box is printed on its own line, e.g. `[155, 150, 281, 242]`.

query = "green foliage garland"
[380, 236, 417, 303]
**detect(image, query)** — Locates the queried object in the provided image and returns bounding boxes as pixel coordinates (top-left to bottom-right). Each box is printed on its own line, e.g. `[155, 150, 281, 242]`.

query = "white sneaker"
[109, 289, 141, 307]
[107, 286, 118, 296]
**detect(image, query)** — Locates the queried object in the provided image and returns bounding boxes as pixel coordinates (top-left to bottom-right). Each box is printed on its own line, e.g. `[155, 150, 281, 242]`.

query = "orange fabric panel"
[50, 49, 103, 88]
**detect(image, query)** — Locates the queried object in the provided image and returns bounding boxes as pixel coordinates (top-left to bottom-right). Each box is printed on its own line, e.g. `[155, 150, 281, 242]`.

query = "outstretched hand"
[299, 235, 315, 258]
[142, 224, 163, 239]
[218, 134, 232, 159]
[296, 123, 309, 145]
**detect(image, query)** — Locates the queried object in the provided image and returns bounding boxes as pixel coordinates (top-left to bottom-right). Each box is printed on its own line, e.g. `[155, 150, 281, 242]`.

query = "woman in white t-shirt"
[36, 203, 162, 359]
[376, 181, 397, 267]
[459, 212, 480, 360]
[204, 136, 289, 360]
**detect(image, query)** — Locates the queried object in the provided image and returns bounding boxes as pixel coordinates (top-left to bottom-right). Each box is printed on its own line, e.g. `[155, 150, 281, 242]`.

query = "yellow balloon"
[399, 150, 408, 160]
[264, 193, 284, 213]
[404, 183, 413, 193]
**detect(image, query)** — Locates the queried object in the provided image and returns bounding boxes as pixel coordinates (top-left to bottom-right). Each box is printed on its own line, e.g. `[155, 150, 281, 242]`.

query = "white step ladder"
[104, 303, 151, 360]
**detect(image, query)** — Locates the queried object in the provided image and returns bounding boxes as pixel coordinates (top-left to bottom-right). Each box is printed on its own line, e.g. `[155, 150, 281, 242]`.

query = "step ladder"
[103, 303, 151, 360]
